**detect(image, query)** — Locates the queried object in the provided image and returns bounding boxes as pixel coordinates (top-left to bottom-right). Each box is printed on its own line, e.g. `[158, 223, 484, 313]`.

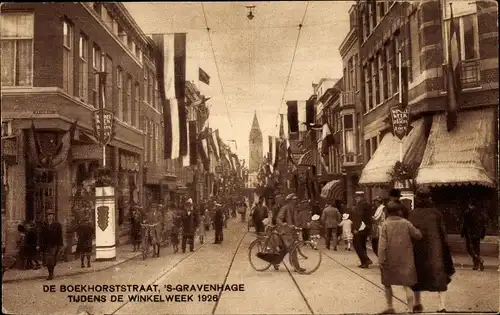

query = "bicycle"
[248, 224, 322, 275]
[140, 223, 161, 260]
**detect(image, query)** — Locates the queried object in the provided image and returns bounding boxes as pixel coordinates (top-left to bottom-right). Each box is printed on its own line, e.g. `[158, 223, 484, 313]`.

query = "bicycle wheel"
[248, 238, 272, 271]
[289, 241, 322, 275]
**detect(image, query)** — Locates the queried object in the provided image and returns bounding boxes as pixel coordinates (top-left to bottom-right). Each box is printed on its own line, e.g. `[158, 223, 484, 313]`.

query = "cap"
[311, 214, 320, 221]
[373, 196, 382, 202]
[285, 193, 298, 201]
[355, 191, 365, 195]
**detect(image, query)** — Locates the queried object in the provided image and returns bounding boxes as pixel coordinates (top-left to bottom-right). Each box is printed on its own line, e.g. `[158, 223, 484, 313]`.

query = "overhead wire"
[274, 1, 310, 132]
[201, 2, 234, 129]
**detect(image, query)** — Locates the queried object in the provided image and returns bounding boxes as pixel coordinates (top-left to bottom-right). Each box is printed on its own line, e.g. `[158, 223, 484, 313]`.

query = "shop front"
[117, 151, 140, 226]
[415, 108, 497, 235]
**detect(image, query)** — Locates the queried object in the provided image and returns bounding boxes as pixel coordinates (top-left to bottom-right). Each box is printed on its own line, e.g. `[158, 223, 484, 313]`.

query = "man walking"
[181, 199, 197, 253]
[352, 191, 373, 268]
[213, 203, 224, 244]
[462, 201, 487, 271]
[252, 196, 268, 234]
[40, 210, 63, 280]
[321, 200, 341, 251]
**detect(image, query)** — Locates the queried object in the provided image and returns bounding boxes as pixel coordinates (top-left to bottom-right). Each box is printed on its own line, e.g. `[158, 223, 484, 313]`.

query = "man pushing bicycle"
[276, 193, 306, 273]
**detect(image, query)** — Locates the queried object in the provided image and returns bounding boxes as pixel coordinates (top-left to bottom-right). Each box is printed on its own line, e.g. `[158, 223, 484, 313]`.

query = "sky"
[125, 1, 355, 165]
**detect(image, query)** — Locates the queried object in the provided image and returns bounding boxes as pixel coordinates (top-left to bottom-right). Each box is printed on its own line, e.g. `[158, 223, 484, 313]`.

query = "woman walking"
[371, 196, 386, 256]
[409, 187, 455, 313]
[198, 210, 208, 244]
[378, 201, 422, 314]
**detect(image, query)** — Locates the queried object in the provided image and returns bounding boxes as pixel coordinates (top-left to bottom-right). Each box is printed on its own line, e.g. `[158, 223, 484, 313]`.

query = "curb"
[3, 249, 142, 284]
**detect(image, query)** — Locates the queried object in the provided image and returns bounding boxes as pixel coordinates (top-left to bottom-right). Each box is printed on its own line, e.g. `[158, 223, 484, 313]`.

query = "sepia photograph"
[1, 1, 499, 314]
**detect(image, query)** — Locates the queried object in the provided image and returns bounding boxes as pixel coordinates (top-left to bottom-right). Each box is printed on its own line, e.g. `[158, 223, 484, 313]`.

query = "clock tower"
[248, 111, 263, 172]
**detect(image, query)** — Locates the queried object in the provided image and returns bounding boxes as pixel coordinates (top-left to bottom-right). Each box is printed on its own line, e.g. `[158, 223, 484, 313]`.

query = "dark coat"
[252, 204, 268, 224]
[214, 209, 224, 229]
[182, 212, 198, 235]
[461, 208, 487, 239]
[409, 207, 455, 292]
[24, 227, 38, 256]
[352, 199, 373, 233]
[40, 221, 63, 267]
[76, 222, 93, 254]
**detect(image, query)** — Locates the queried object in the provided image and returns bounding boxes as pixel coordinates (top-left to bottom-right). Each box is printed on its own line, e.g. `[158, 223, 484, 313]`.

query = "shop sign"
[92, 109, 115, 146]
[390, 106, 410, 140]
[72, 144, 102, 160]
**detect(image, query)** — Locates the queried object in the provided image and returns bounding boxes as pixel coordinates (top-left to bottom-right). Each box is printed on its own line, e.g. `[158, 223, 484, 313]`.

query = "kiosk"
[95, 186, 116, 261]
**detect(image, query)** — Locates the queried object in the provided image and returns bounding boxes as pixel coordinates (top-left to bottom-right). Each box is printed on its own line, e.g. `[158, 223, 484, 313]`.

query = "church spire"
[251, 111, 260, 131]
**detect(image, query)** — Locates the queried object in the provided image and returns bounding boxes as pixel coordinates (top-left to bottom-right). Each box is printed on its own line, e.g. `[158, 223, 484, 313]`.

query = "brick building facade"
[1, 3, 168, 254]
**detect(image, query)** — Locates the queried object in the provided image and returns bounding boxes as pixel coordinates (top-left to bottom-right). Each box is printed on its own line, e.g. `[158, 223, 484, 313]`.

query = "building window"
[409, 12, 421, 81]
[385, 43, 393, 96]
[343, 114, 354, 157]
[364, 64, 373, 112]
[148, 71, 153, 106]
[91, 44, 101, 106]
[102, 6, 113, 30]
[362, 10, 369, 40]
[62, 20, 74, 95]
[1, 13, 34, 87]
[105, 55, 113, 109]
[348, 58, 354, 90]
[125, 76, 132, 124]
[378, 2, 386, 19]
[117, 67, 123, 121]
[156, 123, 161, 162]
[78, 34, 88, 102]
[392, 36, 400, 95]
[133, 82, 139, 127]
[118, 24, 127, 45]
[443, 14, 480, 86]
[143, 68, 149, 104]
[152, 123, 157, 163]
[368, 4, 374, 33]
[155, 79, 161, 111]
[354, 54, 358, 91]
[378, 53, 386, 101]
[349, 9, 357, 29]
[372, 56, 380, 105]
[144, 120, 149, 162]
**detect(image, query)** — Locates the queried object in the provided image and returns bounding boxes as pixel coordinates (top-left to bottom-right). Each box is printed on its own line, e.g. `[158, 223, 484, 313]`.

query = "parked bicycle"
[248, 223, 322, 275]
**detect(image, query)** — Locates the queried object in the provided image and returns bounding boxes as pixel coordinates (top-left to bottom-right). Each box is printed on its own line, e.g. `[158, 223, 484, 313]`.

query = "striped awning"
[320, 179, 344, 200]
[359, 118, 426, 186]
[298, 150, 317, 166]
[416, 108, 496, 188]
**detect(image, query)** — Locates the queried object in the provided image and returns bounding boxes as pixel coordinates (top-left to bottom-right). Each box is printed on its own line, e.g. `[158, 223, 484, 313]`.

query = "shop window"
[91, 44, 101, 107]
[105, 55, 113, 109]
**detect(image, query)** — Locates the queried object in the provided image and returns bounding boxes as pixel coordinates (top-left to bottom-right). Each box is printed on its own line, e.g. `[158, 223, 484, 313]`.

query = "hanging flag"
[274, 138, 280, 168]
[27, 121, 41, 167]
[152, 34, 186, 159]
[189, 121, 197, 166]
[199, 67, 210, 85]
[199, 136, 210, 171]
[446, 4, 462, 132]
[51, 120, 78, 169]
[214, 129, 221, 158]
[287, 101, 299, 134]
[321, 123, 334, 155]
[305, 100, 315, 127]
[279, 114, 285, 139]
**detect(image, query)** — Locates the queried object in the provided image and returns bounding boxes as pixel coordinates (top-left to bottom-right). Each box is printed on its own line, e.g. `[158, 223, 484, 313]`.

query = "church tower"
[248, 111, 263, 172]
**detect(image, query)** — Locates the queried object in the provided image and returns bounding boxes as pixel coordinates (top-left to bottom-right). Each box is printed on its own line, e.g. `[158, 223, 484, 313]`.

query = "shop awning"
[416, 108, 496, 188]
[359, 118, 427, 186]
[298, 150, 317, 166]
[320, 179, 344, 200]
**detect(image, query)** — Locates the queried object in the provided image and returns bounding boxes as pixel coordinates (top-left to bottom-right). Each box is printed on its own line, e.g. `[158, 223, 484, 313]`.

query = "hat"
[386, 201, 403, 215]
[285, 193, 298, 201]
[342, 213, 349, 220]
[186, 198, 193, 204]
[311, 214, 320, 221]
[389, 189, 401, 198]
[373, 196, 382, 202]
[415, 186, 431, 198]
[45, 209, 55, 215]
[354, 191, 365, 195]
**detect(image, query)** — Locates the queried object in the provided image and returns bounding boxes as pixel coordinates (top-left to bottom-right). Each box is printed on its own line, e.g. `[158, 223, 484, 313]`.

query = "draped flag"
[305, 100, 315, 127]
[199, 130, 210, 171]
[27, 121, 41, 167]
[189, 121, 197, 166]
[274, 138, 280, 168]
[211, 129, 220, 159]
[152, 34, 186, 159]
[51, 120, 78, 168]
[446, 4, 462, 132]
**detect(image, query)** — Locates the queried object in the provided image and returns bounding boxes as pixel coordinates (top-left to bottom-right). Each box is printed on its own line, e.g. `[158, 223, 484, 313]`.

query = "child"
[198, 210, 208, 244]
[338, 213, 353, 251]
[307, 215, 322, 250]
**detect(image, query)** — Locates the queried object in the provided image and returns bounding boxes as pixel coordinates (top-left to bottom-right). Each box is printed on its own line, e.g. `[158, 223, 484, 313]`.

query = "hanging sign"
[390, 106, 410, 140]
[92, 108, 115, 146]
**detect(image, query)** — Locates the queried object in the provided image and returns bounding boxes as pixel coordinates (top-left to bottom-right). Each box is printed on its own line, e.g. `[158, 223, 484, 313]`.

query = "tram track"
[108, 223, 249, 315]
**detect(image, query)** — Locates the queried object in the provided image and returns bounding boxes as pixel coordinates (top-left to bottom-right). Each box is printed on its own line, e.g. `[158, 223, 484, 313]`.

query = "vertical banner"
[189, 121, 197, 166]
[287, 101, 299, 134]
[305, 100, 315, 127]
[175, 34, 188, 157]
[298, 101, 307, 132]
